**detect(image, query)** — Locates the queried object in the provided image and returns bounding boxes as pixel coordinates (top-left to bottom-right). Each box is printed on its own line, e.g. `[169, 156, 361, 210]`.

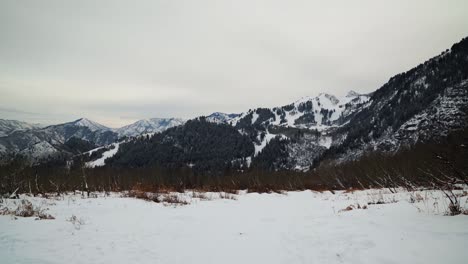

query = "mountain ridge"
[101, 36, 468, 171]
[2, 37, 467, 169]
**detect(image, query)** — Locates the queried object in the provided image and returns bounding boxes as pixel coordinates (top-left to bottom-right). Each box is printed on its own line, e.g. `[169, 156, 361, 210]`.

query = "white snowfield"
[1, 189, 467, 264]
[85, 142, 120, 168]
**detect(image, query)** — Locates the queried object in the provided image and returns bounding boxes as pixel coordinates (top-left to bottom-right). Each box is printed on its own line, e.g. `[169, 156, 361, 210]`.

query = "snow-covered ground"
[1, 189, 467, 264]
[85, 142, 120, 168]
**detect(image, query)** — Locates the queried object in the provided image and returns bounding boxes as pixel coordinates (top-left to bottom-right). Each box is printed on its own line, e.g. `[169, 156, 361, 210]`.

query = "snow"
[318, 135, 333, 148]
[285, 92, 370, 129]
[0, 119, 42, 137]
[1, 189, 467, 264]
[20, 141, 58, 160]
[346, 90, 361, 97]
[254, 131, 287, 155]
[85, 142, 120, 167]
[116, 118, 185, 137]
[228, 92, 369, 133]
[205, 112, 239, 124]
[251, 111, 259, 124]
[73, 118, 110, 131]
[245, 156, 252, 167]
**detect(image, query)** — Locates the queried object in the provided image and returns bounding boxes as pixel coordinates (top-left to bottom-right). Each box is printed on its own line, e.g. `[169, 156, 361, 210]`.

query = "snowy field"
[1, 189, 467, 264]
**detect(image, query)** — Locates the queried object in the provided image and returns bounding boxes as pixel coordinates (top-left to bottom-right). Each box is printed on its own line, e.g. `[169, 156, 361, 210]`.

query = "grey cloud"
[1, 0, 467, 127]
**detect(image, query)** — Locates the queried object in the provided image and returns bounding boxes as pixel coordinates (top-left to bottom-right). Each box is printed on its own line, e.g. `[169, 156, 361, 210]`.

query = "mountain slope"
[107, 118, 254, 173]
[325, 37, 468, 162]
[3, 37, 468, 171]
[116, 118, 185, 137]
[0, 118, 118, 163]
[72, 118, 111, 131]
[105, 37, 468, 173]
[205, 112, 240, 124]
[0, 119, 42, 137]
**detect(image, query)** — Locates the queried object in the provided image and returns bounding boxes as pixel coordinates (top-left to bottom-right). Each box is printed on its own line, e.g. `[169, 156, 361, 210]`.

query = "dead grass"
[191, 191, 211, 201]
[339, 203, 367, 213]
[219, 192, 237, 200]
[343, 187, 364, 194]
[67, 215, 85, 229]
[160, 194, 189, 206]
[0, 199, 55, 220]
[124, 190, 160, 203]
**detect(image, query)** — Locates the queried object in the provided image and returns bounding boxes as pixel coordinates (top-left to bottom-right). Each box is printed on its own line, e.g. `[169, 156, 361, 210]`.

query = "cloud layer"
[1, 0, 467, 127]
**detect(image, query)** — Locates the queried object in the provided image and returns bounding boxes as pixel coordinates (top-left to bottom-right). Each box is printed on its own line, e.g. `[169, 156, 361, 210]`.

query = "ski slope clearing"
[85, 142, 120, 168]
[1, 189, 467, 264]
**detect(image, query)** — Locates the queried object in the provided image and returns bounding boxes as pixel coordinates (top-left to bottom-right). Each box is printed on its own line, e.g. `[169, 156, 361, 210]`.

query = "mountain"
[72, 118, 111, 131]
[325, 37, 468, 162]
[3, 37, 468, 170]
[107, 118, 253, 172]
[40, 118, 116, 146]
[0, 118, 118, 163]
[223, 91, 370, 169]
[0, 119, 42, 137]
[231, 91, 369, 135]
[115, 118, 185, 137]
[205, 112, 240, 124]
[102, 90, 372, 170]
[0, 116, 187, 163]
[103, 36, 468, 173]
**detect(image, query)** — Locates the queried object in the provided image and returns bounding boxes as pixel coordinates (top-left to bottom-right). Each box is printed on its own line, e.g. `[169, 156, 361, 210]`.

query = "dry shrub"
[344, 188, 363, 194]
[247, 186, 285, 194]
[191, 191, 211, 201]
[127, 190, 148, 200]
[447, 202, 462, 216]
[409, 192, 424, 203]
[0, 199, 55, 220]
[219, 192, 237, 200]
[339, 205, 354, 212]
[0, 207, 8, 215]
[161, 194, 189, 206]
[67, 215, 85, 229]
[125, 190, 160, 203]
[15, 199, 34, 217]
[36, 210, 55, 220]
[442, 189, 465, 216]
[339, 203, 367, 213]
[223, 189, 239, 195]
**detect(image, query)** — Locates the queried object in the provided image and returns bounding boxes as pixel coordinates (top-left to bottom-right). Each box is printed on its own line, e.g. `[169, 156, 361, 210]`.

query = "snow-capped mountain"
[103, 36, 468, 172]
[72, 118, 111, 132]
[116, 118, 185, 137]
[205, 112, 240, 124]
[0, 116, 186, 163]
[220, 90, 370, 168]
[231, 91, 369, 130]
[0, 119, 42, 137]
[0, 118, 118, 163]
[328, 41, 468, 162]
[3, 37, 468, 170]
[40, 118, 117, 146]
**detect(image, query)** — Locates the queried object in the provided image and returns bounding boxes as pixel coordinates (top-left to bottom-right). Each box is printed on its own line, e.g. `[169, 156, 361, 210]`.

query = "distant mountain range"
[0, 117, 186, 163]
[0, 119, 42, 137]
[115, 118, 185, 138]
[1, 37, 467, 170]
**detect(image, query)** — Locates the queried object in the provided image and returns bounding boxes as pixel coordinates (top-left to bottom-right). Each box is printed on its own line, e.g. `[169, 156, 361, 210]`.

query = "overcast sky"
[1, 0, 467, 127]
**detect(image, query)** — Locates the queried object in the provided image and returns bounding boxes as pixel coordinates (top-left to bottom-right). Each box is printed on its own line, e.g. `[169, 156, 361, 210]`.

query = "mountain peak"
[205, 112, 240, 124]
[318, 93, 340, 105]
[345, 90, 361, 97]
[72, 118, 110, 131]
[116, 117, 185, 137]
